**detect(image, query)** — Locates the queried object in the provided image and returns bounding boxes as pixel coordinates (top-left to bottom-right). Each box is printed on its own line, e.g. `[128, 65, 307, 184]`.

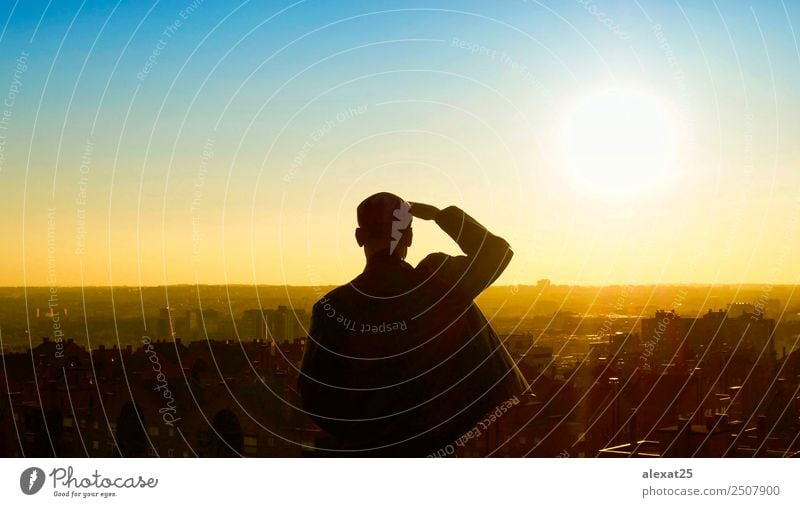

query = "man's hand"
[409, 202, 440, 221]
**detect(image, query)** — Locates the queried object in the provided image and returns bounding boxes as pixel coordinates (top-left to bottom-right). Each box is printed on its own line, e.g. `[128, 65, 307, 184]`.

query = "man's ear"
[355, 227, 365, 247]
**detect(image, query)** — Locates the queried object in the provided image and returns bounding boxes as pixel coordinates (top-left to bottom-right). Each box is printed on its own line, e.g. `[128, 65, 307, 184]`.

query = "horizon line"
[0, 282, 796, 289]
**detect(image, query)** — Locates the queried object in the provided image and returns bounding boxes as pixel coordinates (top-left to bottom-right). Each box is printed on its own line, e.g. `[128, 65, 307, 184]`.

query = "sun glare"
[559, 86, 678, 197]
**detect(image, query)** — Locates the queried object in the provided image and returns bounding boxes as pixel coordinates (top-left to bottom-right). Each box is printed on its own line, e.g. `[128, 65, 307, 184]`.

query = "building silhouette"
[1, 303, 798, 458]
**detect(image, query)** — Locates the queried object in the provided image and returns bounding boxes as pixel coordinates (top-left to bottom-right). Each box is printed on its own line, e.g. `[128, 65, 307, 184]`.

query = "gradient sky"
[1, 0, 799, 287]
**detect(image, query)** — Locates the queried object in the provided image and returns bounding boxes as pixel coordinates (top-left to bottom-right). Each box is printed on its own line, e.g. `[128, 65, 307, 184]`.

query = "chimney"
[756, 415, 767, 442]
[713, 412, 729, 432]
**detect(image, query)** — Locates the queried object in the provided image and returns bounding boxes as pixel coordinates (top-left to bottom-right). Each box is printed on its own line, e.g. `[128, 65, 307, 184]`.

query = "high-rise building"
[239, 306, 309, 343]
[640, 308, 776, 373]
[241, 309, 267, 342]
[264, 306, 308, 343]
[157, 307, 176, 340]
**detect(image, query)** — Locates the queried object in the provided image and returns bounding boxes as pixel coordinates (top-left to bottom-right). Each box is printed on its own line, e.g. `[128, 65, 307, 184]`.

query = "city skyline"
[3, 297, 798, 458]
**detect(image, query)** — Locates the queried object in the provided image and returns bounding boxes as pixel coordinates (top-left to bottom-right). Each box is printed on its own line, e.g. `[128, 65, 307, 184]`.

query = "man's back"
[299, 203, 528, 456]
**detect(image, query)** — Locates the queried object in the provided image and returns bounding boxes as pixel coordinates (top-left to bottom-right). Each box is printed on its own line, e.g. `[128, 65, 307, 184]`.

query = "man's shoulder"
[415, 252, 451, 272]
[415, 252, 464, 283]
[414, 252, 476, 304]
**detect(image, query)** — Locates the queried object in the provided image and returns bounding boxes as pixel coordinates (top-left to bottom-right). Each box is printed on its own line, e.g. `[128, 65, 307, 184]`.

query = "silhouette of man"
[299, 192, 528, 456]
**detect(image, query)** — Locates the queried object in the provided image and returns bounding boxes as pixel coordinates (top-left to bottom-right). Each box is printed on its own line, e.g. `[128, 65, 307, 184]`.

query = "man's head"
[356, 192, 413, 260]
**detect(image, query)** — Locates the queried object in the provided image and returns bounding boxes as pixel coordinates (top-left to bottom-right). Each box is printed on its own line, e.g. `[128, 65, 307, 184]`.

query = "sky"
[0, 0, 799, 287]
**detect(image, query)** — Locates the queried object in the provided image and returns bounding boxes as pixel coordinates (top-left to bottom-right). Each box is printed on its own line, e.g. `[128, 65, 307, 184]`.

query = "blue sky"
[1, 0, 799, 286]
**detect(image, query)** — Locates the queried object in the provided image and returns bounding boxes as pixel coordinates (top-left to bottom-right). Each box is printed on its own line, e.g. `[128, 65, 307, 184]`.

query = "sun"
[559, 86, 678, 197]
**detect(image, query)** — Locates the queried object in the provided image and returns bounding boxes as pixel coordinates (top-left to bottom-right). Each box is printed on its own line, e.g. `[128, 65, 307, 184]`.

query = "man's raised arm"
[411, 203, 513, 301]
